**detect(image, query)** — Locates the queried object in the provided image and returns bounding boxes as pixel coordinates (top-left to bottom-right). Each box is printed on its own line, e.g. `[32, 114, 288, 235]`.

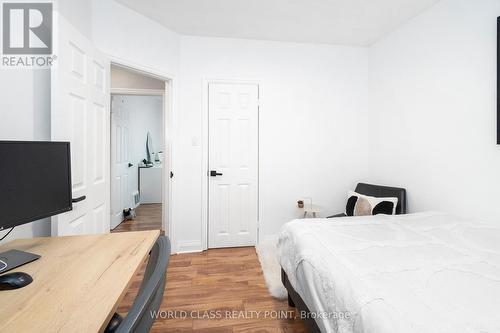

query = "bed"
[277, 212, 500, 333]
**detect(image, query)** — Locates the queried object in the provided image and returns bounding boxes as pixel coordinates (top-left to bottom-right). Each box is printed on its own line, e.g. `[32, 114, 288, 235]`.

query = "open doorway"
[109, 64, 169, 234]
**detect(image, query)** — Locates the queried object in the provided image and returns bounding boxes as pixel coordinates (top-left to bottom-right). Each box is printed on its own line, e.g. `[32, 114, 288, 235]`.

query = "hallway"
[111, 204, 162, 233]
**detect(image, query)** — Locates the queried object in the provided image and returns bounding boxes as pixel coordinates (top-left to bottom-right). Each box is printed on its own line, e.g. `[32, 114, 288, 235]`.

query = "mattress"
[277, 212, 500, 333]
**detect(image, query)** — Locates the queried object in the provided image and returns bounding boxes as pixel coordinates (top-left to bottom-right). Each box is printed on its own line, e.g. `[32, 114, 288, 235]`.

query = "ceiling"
[115, 0, 440, 46]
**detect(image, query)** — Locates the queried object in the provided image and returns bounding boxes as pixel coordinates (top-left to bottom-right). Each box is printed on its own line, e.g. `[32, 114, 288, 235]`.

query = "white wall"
[369, 0, 500, 221]
[92, 0, 180, 77]
[55, 0, 92, 39]
[115, 95, 164, 193]
[177, 37, 370, 251]
[0, 0, 91, 244]
[8, 0, 496, 253]
[92, 0, 180, 247]
[0, 70, 51, 244]
[111, 66, 165, 91]
[1, 0, 179, 243]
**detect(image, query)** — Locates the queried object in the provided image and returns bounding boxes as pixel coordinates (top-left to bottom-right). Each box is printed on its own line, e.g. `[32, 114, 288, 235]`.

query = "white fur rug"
[255, 239, 287, 300]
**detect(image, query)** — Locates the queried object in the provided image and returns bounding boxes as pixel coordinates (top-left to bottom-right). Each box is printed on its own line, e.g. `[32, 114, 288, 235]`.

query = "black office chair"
[328, 183, 407, 218]
[105, 236, 171, 333]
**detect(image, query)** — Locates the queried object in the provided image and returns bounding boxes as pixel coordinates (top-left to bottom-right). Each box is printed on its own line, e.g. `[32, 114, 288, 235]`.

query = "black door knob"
[210, 170, 223, 177]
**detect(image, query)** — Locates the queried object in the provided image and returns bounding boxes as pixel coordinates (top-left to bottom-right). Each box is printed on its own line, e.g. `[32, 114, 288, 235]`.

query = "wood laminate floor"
[113, 204, 306, 332]
[112, 204, 162, 232]
[117, 247, 308, 332]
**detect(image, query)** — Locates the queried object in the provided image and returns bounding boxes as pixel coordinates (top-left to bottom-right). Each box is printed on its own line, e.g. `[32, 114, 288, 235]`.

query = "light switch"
[191, 136, 200, 147]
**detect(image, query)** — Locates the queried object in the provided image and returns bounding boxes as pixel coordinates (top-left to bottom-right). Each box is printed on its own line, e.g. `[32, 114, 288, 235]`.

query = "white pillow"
[346, 190, 398, 216]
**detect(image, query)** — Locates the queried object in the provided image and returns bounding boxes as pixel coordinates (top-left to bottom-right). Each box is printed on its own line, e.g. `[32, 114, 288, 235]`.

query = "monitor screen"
[0, 141, 72, 231]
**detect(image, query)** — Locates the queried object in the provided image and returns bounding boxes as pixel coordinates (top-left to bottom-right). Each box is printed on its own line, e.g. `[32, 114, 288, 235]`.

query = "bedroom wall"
[92, 0, 180, 246]
[0, 0, 179, 243]
[111, 66, 166, 91]
[55, 0, 92, 40]
[368, 0, 500, 222]
[91, 0, 180, 77]
[8, 0, 496, 251]
[0, 70, 52, 244]
[0, 0, 86, 243]
[176, 36, 370, 251]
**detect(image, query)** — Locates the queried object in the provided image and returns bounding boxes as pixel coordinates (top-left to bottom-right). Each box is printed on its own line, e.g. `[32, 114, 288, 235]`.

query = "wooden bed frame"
[281, 269, 321, 333]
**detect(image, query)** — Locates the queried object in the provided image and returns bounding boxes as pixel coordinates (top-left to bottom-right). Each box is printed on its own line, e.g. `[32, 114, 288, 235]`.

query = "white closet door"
[208, 83, 259, 248]
[51, 14, 110, 236]
[110, 96, 132, 229]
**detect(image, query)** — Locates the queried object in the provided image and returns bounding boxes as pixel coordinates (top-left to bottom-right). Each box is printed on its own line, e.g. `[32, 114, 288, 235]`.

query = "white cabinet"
[139, 165, 162, 204]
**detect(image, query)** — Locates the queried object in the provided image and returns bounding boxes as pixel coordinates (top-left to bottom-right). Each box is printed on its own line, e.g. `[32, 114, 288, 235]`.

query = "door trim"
[110, 88, 165, 96]
[106, 55, 176, 251]
[201, 78, 261, 251]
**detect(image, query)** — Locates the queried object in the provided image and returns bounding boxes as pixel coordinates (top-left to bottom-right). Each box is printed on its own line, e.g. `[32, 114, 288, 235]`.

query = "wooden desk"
[0, 230, 160, 333]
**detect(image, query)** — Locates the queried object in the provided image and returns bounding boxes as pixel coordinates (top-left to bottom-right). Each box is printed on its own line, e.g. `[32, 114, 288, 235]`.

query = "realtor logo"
[2, 2, 53, 55]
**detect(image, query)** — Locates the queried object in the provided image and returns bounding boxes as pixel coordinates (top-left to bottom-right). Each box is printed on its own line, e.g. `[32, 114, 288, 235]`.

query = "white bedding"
[277, 212, 500, 333]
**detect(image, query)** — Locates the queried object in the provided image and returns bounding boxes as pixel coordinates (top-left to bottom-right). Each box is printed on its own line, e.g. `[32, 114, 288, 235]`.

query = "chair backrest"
[117, 236, 171, 333]
[355, 183, 407, 215]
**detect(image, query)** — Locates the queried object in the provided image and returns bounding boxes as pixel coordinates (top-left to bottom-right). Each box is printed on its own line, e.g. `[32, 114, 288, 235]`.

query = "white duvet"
[277, 212, 500, 333]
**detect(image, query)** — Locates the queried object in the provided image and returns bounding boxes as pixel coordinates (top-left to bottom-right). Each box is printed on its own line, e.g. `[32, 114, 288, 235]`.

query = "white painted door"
[51, 14, 110, 236]
[208, 83, 259, 248]
[110, 96, 132, 229]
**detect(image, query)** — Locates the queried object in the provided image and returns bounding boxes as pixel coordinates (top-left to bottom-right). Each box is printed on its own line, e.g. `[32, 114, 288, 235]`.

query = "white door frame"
[106, 56, 175, 244]
[201, 78, 261, 251]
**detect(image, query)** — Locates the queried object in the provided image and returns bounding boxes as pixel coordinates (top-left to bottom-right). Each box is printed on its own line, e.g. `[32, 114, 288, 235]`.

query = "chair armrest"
[326, 213, 347, 218]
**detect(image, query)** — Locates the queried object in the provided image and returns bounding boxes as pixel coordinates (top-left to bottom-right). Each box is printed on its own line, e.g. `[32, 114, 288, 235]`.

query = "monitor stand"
[0, 249, 40, 289]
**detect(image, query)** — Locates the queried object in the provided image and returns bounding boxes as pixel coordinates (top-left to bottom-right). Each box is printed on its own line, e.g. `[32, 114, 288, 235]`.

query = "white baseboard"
[259, 234, 279, 243]
[176, 240, 203, 254]
[175, 236, 278, 253]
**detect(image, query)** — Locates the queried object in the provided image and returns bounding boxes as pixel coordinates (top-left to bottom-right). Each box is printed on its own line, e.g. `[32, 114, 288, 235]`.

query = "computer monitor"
[0, 141, 72, 231]
[0, 141, 73, 282]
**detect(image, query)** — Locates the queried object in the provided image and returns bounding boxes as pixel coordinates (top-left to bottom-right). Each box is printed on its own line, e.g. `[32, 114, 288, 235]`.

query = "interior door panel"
[208, 83, 259, 248]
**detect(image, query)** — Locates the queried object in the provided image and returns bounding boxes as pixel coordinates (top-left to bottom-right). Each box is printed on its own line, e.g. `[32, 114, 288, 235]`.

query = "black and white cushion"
[346, 191, 398, 216]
